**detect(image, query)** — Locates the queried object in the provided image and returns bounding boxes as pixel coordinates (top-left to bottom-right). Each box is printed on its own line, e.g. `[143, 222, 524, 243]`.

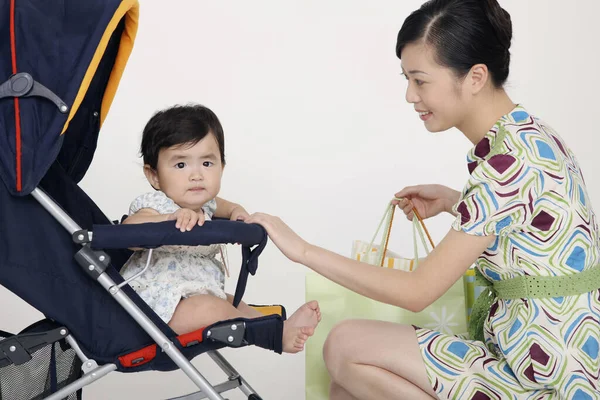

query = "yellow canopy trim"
[61, 0, 139, 135]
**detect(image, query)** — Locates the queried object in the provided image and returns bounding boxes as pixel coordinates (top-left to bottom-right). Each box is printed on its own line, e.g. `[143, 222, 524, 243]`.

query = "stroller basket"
[0, 320, 82, 400]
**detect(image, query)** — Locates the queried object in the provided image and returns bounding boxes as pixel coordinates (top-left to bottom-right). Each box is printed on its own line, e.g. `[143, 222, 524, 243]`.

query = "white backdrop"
[1, 1, 599, 399]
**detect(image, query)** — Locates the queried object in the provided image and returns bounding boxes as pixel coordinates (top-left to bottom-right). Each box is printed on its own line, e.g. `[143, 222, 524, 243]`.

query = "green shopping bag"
[463, 267, 485, 325]
[305, 200, 469, 400]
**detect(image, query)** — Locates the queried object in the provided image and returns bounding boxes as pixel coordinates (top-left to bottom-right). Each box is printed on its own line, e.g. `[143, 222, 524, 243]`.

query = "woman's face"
[401, 42, 470, 133]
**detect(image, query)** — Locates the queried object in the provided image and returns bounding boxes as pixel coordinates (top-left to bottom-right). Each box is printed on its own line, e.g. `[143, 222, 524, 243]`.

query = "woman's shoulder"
[494, 106, 571, 169]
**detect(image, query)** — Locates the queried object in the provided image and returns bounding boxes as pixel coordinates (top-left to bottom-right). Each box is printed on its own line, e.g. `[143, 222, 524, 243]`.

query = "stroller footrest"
[0, 326, 69, 367]
[249, 304, 286, 320]
[206, 315, 283, 354]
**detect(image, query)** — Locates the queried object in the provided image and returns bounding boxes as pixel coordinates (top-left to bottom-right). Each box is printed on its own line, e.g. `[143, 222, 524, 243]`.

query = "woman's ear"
[143, 165, 160, 190]
[468, 63, 489, 95]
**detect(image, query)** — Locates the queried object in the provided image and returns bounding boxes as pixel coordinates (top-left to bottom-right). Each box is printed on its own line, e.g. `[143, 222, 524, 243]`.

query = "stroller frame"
[31, 187, 261, 400]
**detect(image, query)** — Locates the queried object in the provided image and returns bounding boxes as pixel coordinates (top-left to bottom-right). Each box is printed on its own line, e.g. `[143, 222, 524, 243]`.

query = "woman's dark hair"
[141, 104, 226, 169]
[396, 0, 512, 87]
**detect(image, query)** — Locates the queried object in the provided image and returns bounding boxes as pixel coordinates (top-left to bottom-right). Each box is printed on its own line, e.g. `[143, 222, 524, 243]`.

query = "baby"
[121, 104, 320, 353]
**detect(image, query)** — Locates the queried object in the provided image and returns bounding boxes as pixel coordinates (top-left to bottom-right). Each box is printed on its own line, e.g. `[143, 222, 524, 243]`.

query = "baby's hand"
[230, 205, 250, 221]
[167, 208, 205, 232]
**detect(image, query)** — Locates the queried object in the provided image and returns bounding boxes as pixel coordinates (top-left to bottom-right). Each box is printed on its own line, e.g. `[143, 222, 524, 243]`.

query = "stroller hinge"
[205, 322, 246, 347]
[73, 229, 91, 244]
[0, 327, 69, 367]
[0, 72, 69, 113]
[74, 245, 110, 280]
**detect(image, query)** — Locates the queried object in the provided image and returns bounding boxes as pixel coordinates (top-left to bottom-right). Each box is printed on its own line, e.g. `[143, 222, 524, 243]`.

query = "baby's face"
[150, 133, 223, 212]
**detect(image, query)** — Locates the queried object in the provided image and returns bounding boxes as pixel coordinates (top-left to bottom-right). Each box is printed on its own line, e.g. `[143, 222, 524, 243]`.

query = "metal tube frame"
[30, 188, 261, 400]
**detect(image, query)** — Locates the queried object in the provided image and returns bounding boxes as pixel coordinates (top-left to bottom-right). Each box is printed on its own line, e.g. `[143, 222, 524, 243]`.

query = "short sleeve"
[128, 191, 180, 215]
[452, 154, 544, 236]
[202, 199, 217, 220]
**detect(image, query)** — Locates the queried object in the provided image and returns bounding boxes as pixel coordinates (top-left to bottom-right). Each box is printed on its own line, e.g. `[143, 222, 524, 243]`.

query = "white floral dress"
[120, 191, 226, 323]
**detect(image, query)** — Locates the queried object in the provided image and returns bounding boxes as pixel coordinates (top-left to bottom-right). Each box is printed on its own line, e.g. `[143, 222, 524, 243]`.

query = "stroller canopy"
[0, 0, 139, 195]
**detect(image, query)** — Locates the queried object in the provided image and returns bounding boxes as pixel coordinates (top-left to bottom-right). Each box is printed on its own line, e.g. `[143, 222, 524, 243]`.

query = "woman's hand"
[392, 184, 461, 220]
[245, 213, 309, 264]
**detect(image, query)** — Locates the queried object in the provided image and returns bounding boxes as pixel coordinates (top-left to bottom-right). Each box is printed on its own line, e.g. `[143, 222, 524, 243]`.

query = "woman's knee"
[323, 319, 361, 379]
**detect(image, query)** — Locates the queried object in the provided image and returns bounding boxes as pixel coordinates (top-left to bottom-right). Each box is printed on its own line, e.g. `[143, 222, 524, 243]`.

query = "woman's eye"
[175, 162, 186, 169]
[415, 79, 425, 86]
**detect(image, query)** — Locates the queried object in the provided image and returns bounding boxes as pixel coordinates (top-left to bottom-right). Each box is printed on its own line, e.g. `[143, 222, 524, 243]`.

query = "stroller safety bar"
[90, 219, 267, 250]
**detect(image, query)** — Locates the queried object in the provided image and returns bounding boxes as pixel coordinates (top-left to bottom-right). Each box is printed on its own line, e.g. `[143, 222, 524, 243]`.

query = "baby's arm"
[214, 197, 249, 221]
[120, 209, 169, 251]
[122, 208, 169, 225]
[124, 208, 204, 232]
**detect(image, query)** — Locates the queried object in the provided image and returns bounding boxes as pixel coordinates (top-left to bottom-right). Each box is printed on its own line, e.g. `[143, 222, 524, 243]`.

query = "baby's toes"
[295, 335, 307, 349]
[306, 300, 319, 311]
[300, 326, 315, 337]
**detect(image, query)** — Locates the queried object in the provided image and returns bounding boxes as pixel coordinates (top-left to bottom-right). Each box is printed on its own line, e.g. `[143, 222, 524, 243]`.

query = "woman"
[247, 0, 600, 398]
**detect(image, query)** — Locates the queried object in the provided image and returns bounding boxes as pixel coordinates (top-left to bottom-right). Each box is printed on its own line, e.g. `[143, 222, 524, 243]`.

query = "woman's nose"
[405, 82, 420, 104]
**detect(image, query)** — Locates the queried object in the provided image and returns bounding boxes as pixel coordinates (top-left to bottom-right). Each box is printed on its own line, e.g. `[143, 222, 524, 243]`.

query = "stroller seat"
[0, 1, 285, 399]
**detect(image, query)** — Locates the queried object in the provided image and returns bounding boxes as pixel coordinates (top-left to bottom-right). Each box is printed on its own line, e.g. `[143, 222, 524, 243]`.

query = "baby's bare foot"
[287, 300, 321, 329]
[282, 324, 314, 353]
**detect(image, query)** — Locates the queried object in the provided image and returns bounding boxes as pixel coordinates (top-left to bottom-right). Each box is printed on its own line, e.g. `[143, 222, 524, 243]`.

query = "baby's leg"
[225, 294, 264, 318]
[168, 294, 316, 353]
[224, 293, 318, 353]
[168, 294, 242, 334]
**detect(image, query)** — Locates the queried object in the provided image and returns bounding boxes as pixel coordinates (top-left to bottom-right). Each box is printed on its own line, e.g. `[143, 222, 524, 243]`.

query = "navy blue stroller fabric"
[0, 0, 129, 196]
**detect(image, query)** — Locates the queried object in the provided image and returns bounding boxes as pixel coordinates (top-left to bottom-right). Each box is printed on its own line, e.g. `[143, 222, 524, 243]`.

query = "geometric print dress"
[415, 105, 600, 399]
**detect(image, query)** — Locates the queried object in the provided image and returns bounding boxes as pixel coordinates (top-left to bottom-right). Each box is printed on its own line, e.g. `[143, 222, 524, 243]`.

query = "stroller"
[0, 1, 287, 399]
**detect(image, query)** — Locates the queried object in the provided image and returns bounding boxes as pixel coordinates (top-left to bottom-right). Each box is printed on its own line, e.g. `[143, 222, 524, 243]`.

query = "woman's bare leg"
[323, 319, 436, 400]
[329, 382, 360, 400]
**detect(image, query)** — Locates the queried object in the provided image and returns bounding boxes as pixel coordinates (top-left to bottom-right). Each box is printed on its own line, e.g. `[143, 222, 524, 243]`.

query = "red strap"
[118, 344, 157, 368]
[118, 328, 205, 368]
[176, 328, 205, 348]
[9, 0, 22, 192]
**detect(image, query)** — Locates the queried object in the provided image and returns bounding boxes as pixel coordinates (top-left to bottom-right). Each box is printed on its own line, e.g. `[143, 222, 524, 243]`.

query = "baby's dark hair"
[396, 0, 512, 88]
[140, 104, 226, 169]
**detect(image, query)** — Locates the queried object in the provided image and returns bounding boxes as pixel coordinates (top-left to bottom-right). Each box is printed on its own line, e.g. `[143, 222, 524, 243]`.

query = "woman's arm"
[245, 213, 494, 312]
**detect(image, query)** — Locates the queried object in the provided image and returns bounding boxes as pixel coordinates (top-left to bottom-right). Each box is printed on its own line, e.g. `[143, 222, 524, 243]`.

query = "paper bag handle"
[367, 197, 435, 267]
